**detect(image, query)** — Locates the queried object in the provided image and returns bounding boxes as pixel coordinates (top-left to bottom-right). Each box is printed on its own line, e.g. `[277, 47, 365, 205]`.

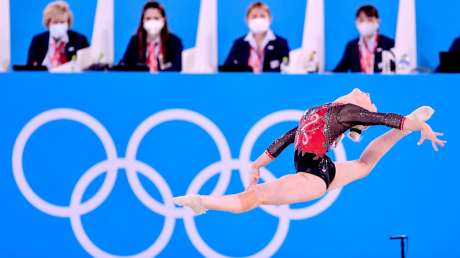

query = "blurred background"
[1, 0, 459, 257]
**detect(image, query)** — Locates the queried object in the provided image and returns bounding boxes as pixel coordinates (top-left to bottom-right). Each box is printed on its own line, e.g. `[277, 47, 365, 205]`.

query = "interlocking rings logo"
[12, 108, 346, 258]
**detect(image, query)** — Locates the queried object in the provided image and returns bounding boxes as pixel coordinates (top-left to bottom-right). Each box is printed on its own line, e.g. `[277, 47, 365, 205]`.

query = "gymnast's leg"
[174, 173, 326, 214]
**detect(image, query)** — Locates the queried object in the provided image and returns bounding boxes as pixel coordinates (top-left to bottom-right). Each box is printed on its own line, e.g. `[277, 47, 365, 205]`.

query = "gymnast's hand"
[418, 122, 446, 151]
[246, 166, 260, 191]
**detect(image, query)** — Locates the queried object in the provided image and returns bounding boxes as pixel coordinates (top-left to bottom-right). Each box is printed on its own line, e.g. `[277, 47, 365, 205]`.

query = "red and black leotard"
[265, 103, 406, 188]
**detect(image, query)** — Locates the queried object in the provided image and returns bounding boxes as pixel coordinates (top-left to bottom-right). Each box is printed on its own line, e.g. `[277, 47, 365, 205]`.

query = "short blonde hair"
[43, 1, 73, 28]
[246, 2, 271, 18]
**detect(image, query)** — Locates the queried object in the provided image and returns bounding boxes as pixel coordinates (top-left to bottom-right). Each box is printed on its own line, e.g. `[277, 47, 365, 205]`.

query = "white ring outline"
[184, 159, 290, 258]
[69, 158, 175, 258]
[125, 109, 232, 218]
[12, 108, 118, 217]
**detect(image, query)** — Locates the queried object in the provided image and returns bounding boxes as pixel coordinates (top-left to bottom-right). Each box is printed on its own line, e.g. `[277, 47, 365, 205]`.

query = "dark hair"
[136, 1, 170, 62]
[355, 5, 379, 19]
[246, 1, 271, 18]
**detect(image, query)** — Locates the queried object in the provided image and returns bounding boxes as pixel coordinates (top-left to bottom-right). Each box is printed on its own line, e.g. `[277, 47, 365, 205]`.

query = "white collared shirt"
[358, 33, 378, 74]
[244, 30, 276, 72]
[244, 29, 276, 51]
[359, 34, 378, 53]
[42, 33, 69, 69]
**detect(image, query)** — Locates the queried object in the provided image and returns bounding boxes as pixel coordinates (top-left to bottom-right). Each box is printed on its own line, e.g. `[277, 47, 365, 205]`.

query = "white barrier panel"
[90, 0, 114, 65]
[394, 0, 418, 74]
[182, 0, 217, 73]
[0, 0, 10, 71]
[286, 0, 324, 74]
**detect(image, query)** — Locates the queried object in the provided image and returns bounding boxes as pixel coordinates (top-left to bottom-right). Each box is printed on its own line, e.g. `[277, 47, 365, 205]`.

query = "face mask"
[356, 21, 379, 37]
[248, 17, 270, 34]
[49, 23, 68, 39]
[144, 19, 164, 35]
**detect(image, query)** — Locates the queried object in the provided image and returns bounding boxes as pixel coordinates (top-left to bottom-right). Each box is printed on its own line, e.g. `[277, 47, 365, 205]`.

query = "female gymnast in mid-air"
[174, 88, 446, 215]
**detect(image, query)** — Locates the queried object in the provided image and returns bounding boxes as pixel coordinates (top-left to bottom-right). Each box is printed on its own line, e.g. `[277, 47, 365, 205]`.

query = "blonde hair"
[43, 1, 73, 28]
[246, 2, 271, 18]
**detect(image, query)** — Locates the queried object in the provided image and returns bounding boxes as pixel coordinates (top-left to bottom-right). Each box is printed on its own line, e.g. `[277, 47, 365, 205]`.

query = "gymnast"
[174, 88, 446, 215]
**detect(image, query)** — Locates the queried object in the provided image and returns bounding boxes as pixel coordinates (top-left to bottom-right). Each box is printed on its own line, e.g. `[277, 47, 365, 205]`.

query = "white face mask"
[49, 23, 68, 39]
[144, 19, 164, 35]
[356, 21, 379, 37]
[248, 17, 270, 34]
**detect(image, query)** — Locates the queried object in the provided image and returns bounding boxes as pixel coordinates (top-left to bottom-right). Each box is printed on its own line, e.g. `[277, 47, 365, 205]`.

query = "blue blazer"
[119, 33, 183, 72]
[27, 30, 89, 66]
[223, 35, 289, 72]
[449, 37, 460, 52]
[333, 34, 395, 73]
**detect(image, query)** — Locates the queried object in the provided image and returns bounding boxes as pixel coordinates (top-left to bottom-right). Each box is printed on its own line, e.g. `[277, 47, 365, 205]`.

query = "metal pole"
[401, 238, 405, 258]
[390, 235, 408, 258]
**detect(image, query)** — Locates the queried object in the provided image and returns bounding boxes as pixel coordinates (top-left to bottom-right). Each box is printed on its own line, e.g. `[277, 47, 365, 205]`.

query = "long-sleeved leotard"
[265, 103, 406, 159]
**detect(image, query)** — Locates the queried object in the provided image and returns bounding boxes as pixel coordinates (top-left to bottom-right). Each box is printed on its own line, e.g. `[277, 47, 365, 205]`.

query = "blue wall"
[10, 0, 460, 70]
[1, 73, 459, 257]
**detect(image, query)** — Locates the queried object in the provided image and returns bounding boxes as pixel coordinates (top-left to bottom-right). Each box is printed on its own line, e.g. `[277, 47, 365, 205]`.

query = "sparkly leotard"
[265, 103, 406, 188]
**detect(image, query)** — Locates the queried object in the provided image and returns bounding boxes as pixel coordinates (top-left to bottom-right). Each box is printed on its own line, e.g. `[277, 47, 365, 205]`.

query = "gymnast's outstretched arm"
[337, 103, 406, 129]
[338, 103, 445, 151]
[247, 127, 297, 189]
